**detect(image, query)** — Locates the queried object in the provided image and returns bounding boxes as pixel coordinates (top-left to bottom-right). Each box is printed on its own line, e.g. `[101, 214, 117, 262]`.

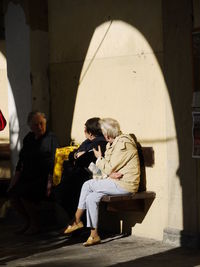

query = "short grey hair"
[27, 111, 46, 127]
[99, 118, 121, 139]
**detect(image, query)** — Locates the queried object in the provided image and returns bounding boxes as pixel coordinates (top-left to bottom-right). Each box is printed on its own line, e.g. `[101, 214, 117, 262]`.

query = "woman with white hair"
[64, 118, 140, 246]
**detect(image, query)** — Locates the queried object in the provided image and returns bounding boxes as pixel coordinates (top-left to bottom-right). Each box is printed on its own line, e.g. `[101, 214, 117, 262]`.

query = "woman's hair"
[99, 118, 121, 139]
[85, 117, 102, 137]
[27, 111, 46, 126]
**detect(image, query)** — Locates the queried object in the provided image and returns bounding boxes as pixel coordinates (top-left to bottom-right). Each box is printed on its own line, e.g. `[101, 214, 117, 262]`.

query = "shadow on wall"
[48, 1, 164, 145]
[48, 0, 195, 246]
[0, 0, 196, 245]
[2, 1, 32, 171]
[99, 198, 155, 236]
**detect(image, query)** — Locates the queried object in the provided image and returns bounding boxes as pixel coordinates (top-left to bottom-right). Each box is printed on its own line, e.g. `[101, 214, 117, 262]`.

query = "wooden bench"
[101, 191, 156, 212]
[100, 140, 156, 212]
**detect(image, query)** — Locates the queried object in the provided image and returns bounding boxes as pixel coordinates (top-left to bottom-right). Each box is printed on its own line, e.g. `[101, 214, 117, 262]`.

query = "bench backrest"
[129, 134, 154, 192]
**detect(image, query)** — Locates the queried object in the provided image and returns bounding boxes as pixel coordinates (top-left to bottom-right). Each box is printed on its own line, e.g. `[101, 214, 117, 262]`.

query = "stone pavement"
[1, 219, 200, 267]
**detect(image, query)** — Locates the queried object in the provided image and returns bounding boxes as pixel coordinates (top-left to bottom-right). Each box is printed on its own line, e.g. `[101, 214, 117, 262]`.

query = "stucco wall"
[29, 0, 50, 118]
[48, 0, 169, 240]
[5, 2, 32, 172]
[30, 30, 49, 117]
[162, 0, 198, 246]
[2, 0, 197, 244]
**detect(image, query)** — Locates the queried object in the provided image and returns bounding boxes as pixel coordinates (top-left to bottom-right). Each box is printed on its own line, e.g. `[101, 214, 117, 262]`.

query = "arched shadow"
[49, 1, 196, 246]
[49, 2, 164, 145]
[0, 0, 196, 246]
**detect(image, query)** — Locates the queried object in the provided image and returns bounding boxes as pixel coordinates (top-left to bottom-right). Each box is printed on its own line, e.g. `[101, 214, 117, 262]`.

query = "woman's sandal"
[83, 235, 101, 247]
[63, 221, 84, 234]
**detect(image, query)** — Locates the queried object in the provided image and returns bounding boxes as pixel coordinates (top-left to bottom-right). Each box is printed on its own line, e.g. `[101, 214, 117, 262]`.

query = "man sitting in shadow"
[53, 117, 107, 220]
[8, 111, 59, 234]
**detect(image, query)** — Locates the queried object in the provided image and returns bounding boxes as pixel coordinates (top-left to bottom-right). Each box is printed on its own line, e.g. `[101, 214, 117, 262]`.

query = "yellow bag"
[53, 144, 79, 186]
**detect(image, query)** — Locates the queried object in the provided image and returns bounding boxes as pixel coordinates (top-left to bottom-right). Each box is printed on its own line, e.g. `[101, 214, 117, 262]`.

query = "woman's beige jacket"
[96, 134, 140, 193]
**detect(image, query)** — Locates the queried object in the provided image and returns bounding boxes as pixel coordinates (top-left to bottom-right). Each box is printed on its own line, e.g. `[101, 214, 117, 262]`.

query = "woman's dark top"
[73, 135, 107, 168]
[10, 131, 59, 200]
[77, 135, 106, 153]
[54, 135, 107, 217]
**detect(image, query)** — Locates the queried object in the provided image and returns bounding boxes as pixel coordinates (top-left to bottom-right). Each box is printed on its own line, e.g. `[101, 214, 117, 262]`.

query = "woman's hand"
[109, 172, 123, 179]
[75, 151, 85, 158]
[93, 145, 102, 159]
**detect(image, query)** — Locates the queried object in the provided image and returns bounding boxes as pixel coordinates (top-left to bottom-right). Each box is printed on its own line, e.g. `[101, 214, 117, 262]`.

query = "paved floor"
[1, 218, 200, 267]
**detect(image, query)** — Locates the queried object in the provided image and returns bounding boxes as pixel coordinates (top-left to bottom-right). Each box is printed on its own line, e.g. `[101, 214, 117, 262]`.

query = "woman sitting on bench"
[63, 118, 141, 246]
[54, 117, 107, 219]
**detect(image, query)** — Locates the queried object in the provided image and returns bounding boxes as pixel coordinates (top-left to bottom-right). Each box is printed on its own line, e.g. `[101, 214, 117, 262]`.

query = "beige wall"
[30, 30, 50, 117]
[162, 0, 198, 245]
[72, 20, 168, 240]
[4, 1, 32, 172]
[48, 0, 170, 240]
[2, 0, 196, 244]
[29, 0, 50, 118]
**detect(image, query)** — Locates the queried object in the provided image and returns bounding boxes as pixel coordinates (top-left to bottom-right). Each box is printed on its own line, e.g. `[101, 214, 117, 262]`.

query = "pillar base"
[163, 227, 200, 248]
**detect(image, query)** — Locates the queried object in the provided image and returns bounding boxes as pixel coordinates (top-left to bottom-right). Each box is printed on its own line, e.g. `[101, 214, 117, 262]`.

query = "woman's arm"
[96, 142, 136, 175]
[109, 172, 123, 179]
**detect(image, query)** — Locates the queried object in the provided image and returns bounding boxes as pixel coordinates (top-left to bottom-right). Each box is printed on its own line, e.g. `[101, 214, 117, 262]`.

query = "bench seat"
[100, 191, 156, 212]
[101, 191, 156, 202]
